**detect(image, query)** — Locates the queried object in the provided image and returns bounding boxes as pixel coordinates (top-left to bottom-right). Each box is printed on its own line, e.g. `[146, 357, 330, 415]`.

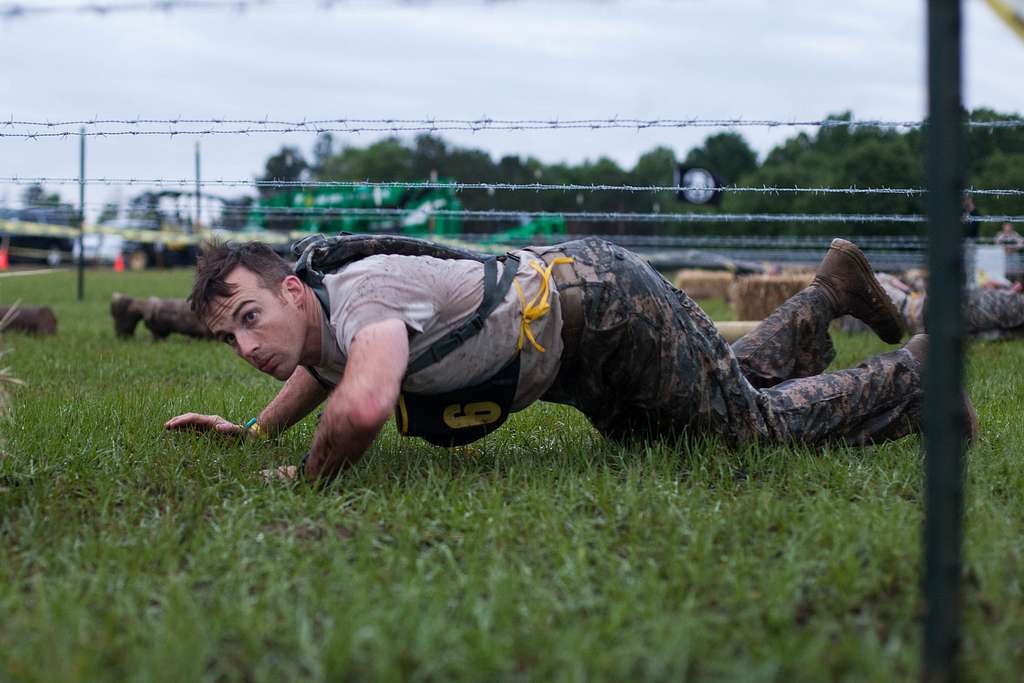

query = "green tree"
[21, 184, 62, 208]
[973, 150, 1024, 235]
[97, 202, 120, 224]
[683, 133, 758, 185]
[311, 133, 335, 176]
[259, 146, 308, 197]
[316, 138, 413, 181]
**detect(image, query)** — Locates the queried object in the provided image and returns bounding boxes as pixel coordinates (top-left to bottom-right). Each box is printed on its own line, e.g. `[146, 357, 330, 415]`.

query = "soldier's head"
[190, 241, 311, 380]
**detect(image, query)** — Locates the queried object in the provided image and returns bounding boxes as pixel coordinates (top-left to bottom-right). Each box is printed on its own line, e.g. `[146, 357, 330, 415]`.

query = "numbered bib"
[395, 356, 520, 447]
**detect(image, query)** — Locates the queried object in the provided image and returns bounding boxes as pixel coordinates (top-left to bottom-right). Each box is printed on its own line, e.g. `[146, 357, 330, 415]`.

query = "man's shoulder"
[320, 253, 482, 305]
[326, 252, 484, 280]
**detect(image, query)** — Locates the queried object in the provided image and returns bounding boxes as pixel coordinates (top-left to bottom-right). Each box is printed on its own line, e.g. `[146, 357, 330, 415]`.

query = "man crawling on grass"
[166, 234, 976, 482]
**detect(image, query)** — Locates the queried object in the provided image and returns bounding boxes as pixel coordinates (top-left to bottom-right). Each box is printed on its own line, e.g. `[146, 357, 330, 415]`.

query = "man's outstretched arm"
[302, 318, 409, 481]
[165, 366, 329, 437]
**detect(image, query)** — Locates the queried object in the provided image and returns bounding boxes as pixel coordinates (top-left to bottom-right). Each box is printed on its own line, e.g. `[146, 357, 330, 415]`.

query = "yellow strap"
[239, 420, 268, 439]
[513, 256, 574, 353]
[397, 394, 409, 435]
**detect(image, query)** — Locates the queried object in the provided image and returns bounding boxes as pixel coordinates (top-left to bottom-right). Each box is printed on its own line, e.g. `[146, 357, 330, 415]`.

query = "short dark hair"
[189, 241, 293, 319]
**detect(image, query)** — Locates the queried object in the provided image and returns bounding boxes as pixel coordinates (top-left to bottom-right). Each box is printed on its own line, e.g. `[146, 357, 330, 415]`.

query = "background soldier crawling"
[165, 235, 971, 482]
[837, 272, 1024, 341]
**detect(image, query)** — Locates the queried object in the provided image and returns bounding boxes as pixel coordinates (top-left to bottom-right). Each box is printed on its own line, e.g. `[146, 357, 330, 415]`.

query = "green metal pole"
[923, 0, 965, 681]
[194, 141, 200, 234]
[77, 127, 85, 301]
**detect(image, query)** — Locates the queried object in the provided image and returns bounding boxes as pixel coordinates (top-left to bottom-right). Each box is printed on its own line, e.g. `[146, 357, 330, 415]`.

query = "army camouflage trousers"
[900, 288, 1024, 340]
[539, 238, 923, 447]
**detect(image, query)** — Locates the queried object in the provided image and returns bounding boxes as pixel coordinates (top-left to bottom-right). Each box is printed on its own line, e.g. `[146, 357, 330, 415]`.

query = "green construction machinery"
[245, 182, 567, 242]
[246, 183, 464, 236]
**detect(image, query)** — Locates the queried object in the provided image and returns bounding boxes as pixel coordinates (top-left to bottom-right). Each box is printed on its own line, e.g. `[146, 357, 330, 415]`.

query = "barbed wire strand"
[18, 200, 1024, 229]
[0, 0, 546, 20]
[0, 1, 269, 20]
[4, 116, 1024, 131]
[66, 205, 1013, 223]
[3, 118, 1024, 137]
[5, 205, 1023, 223]
[2, 176, 1021, 197]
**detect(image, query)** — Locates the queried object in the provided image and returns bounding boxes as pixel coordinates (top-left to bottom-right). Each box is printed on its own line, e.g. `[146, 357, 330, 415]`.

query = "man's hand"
[164, 413, 245, 436]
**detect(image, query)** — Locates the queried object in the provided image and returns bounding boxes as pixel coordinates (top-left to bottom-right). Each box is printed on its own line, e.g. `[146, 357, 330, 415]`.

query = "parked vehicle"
[0, 207, 77, 266]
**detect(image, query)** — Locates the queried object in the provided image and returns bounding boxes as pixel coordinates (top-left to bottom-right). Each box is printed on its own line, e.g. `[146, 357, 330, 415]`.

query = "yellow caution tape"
[0, 219, 303, 247]
[0, 220, 80, 239]
[986, 0, 1024, 42]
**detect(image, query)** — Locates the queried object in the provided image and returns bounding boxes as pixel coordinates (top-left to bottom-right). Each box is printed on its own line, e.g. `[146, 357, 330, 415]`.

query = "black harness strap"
[299, 251, 520, 386]
[406, 254, 519, 375]
[305, 365, 335, 392]
[303, 283, 339, 391]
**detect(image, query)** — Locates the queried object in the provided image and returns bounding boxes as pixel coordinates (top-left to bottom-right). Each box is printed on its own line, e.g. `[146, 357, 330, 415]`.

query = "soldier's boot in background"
[142, 297, 212, 340]
[111, 293, 145, 338]
[901, 333, 980, 443]
[111, 294, 212, 340]
[0, 306, 58, 336]
[811, 238, 904, 343]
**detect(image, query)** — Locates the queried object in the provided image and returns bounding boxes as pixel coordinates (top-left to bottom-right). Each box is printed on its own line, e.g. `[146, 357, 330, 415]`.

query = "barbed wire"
[459, 233, 940, 248]
[0, 0, 549, 20]
[17, 199, 1011, 229]
[2, 175, 1022, 197]
[3, 116, 1024, 137]
[9, 205, 1020, 223]
[0, 1, 270, 20]
[216, 208, 1024, 223]
[81, 204, 1006, 224]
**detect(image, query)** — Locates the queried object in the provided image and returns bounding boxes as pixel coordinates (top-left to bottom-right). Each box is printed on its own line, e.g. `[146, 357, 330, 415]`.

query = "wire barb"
[1, 176, 1021, 197]
[1, 116, 1023, 137]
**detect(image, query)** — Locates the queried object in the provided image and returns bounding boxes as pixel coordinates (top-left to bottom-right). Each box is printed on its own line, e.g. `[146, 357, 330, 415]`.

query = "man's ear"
[281, 275, 306, 307]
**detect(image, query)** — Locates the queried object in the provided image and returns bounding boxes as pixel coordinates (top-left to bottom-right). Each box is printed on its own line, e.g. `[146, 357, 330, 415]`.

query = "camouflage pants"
[966, 289, 1024, 338]
[857, 286, 1024, 340]
[540, 238, 922, 447]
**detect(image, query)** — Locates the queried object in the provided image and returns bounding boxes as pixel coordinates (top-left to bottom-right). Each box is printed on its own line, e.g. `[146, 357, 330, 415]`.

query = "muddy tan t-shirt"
[309, 250, 564, 411]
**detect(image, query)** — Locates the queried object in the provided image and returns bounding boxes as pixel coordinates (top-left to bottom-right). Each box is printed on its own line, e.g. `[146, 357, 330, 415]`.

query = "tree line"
[258, 108, 1024, 237]
[12, 108, 1020, 238]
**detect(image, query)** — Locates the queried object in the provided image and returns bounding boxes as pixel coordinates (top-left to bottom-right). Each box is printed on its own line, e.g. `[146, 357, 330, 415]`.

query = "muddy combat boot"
[811, 238, 904, 343]
[142, 297, 212, 340]
[901, 333, 980, 444]
[110, 293, 145, 338]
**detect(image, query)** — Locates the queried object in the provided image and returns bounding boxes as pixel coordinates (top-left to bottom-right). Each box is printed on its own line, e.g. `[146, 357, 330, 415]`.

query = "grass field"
[2, 269, 1024, 682]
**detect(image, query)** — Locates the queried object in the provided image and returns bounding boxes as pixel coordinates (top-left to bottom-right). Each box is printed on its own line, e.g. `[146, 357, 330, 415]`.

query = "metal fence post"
[77, 127, 85, 301]
[923, 0, 966, 681]
[193, 141, 200, 234]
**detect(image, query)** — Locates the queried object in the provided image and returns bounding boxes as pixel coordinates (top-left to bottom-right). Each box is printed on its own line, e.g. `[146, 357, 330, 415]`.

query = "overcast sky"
[1, 0, 1023, 218]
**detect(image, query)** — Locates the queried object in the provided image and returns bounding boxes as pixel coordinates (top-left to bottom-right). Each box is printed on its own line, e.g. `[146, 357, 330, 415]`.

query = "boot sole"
[830, 239, 904, 344]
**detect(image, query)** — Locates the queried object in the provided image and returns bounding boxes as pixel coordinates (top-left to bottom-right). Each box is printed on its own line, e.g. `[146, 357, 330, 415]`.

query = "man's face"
[203, 266, 306, 380]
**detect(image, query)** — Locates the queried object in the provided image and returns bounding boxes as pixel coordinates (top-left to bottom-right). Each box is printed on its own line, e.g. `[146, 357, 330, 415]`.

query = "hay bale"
[673, 269, 735, 301]
[731, 272, 814, 321]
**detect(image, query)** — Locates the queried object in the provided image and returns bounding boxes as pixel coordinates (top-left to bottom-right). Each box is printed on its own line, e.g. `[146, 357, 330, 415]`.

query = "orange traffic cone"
[113, 252, 125, 273]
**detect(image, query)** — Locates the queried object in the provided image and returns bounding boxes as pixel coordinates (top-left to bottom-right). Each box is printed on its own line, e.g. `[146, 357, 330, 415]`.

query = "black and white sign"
[674, 165, 723, 205]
